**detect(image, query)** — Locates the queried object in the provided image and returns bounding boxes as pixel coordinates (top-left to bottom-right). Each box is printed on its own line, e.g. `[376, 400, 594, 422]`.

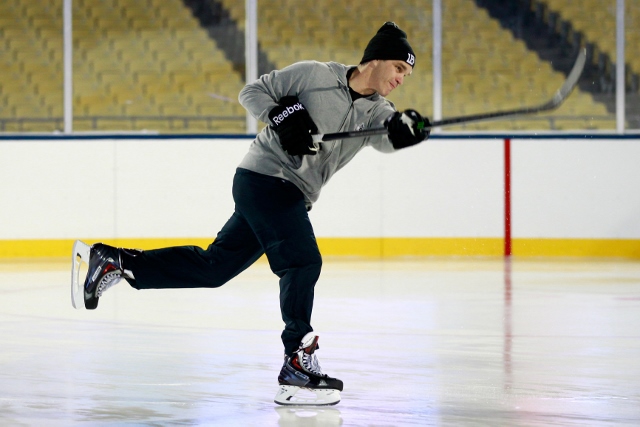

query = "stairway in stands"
[476, 0, 640, 128]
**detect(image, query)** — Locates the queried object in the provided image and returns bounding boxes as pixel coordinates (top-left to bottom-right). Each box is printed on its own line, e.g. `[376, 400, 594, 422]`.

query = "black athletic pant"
[121, 168, 322, 356]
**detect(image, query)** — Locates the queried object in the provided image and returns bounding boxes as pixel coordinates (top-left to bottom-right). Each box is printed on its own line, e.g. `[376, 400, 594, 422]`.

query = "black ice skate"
[82, 242, 125, 310]
[71, 240, 130, 310]
[274, 332, 343, 406]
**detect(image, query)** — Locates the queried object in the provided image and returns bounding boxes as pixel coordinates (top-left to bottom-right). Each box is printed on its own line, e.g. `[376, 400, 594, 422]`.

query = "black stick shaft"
[314, 48, 586, 143]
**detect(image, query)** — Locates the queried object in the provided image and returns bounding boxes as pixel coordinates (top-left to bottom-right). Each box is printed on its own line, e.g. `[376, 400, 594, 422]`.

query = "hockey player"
[76, 22, 430, 406]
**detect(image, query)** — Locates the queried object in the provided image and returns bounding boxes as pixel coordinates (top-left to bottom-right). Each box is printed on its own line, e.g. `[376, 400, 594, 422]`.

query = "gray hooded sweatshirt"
[238, 60, 398, 207]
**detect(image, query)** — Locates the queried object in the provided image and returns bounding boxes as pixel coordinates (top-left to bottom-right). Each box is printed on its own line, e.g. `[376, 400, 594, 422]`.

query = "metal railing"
[0, 116, 246, 133]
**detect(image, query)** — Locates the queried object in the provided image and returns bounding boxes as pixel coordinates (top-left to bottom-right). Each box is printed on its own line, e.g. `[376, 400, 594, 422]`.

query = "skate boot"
[274, 332, 343, 406]
[83, 243, 126, 310]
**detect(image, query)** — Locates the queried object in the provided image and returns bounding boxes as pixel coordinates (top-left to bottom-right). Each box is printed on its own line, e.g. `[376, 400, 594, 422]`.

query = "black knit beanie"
[360, 22, 416, 68]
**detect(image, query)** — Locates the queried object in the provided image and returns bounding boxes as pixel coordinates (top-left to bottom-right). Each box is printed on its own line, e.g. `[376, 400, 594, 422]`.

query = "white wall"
[512, 138, 640, 239]
[1, 135, 638, 240]
[312, 138, 504, 238]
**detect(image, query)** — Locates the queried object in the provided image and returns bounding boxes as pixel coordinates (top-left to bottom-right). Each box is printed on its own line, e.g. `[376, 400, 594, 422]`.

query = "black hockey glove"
[269, 96, 319, 156]
[384, 109, 431, 150]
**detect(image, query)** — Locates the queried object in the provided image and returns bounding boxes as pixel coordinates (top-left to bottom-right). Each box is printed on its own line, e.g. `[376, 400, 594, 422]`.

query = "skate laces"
[93, 247, 124, 298]
[299, 351, 323, 376]
[293, 333, 325, 376]
[97, 267, 122, 297]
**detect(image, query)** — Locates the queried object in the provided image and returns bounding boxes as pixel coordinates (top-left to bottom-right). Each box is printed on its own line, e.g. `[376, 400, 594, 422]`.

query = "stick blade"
[547, 47, 587, 109]
[433, 47, 588, 128]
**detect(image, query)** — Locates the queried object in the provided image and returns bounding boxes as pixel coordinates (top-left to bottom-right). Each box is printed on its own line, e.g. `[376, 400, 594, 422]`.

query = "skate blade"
[274, 385, 341, 406]
[71, 240, 90, 309]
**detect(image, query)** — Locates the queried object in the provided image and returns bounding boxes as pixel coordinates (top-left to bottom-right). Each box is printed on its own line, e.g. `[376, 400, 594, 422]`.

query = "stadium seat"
[1, 0, 626, 132]
[0, 0, 245, 132]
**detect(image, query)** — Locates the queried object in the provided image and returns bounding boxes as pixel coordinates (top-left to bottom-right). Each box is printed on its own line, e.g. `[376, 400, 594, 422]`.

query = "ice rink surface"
[1, 256, 640, 426]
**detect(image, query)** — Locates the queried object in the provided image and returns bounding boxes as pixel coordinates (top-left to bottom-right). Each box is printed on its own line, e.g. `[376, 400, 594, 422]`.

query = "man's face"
[370, 60, 412, 96]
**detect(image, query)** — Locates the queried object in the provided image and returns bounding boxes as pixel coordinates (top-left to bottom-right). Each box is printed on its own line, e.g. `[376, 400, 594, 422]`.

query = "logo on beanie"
[406, 53, 415, 66]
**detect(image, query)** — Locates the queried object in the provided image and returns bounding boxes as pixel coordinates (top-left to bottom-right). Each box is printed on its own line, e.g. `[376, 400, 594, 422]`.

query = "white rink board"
[511, 138, 640, 239]
[0, 138, 249, 240]
[0, 135, 639, 240]
[312, 138, 504, 237]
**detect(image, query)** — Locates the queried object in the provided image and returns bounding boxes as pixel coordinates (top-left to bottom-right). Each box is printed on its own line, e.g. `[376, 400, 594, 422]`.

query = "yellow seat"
[553, 119, 589, 131]
[134, 71, 163, 87]
[584, 118, 616, 130]
[123, 101, 160, 117]
[12, 103, 46, 118]
[96, 118, 134, 131]
[159, 103, 193, 116]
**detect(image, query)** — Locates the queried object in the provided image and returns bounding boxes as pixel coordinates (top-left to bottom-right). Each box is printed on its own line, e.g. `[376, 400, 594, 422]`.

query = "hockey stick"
[313, 48, 587, 143]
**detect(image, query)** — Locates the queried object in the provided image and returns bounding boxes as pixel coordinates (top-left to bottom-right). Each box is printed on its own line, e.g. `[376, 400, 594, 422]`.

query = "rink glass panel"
[0, 0, 637, 133]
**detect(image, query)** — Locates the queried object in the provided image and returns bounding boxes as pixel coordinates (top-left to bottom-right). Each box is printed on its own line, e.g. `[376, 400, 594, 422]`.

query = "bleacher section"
[541, 0, 640, 86]
[218, 0, 613, 131]
[1, 0, 628, 132]
[0, 0, 244, 132]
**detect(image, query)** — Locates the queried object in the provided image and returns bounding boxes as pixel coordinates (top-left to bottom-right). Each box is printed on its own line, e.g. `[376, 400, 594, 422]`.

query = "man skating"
[73, 22, 430, 406]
